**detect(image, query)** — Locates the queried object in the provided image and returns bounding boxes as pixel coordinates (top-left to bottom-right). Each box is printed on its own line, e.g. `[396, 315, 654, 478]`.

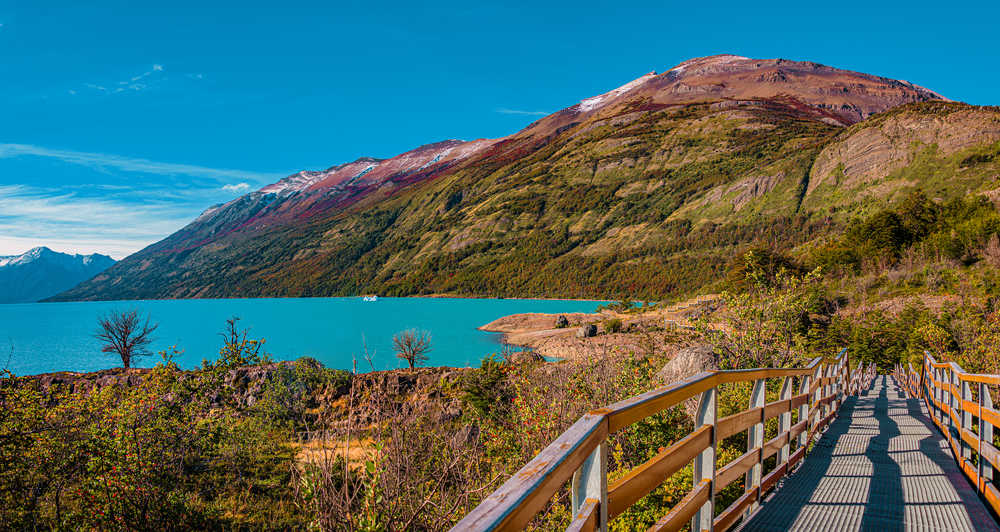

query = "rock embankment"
[12, 362, 472, 433]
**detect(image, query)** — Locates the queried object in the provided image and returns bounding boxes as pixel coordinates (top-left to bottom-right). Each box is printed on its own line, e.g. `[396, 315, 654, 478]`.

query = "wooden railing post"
[951, 367, 960, 450]
[940, 364, 948, 424]
[744, 378, 766, 518]
[934, 364, 943, 424]
[981, 383, 995, 486]
[811, 363, 823, 436]
[798, 373, 810, 450]
[824, 363, 834, 419]
[962, 379, 973, 464]
[571, 444, 608, 532]
[692, 386, 717, 532]
[919, 354, 926, 399]
[777, 376, 793, 465]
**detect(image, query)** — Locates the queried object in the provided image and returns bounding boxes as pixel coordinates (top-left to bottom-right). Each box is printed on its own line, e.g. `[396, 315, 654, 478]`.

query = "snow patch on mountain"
[668, 54, 751, 75]
[577, 72, 658, 113]
[260, 170, 328, 194]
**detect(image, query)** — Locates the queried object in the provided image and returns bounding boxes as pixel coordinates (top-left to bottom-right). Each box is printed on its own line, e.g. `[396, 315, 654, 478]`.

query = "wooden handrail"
[452, 349, 878, 531]
[894, 353, 1000, 516]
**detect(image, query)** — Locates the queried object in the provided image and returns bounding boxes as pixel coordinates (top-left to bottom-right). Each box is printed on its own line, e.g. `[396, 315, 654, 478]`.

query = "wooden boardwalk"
[739, 375, 1000, 531]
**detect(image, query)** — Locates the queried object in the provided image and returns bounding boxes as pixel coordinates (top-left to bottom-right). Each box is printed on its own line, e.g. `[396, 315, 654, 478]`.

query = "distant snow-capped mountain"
[0, 247, 115, 303]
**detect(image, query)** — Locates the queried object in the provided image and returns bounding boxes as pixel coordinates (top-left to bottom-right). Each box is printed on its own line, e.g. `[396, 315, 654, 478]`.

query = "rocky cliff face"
[803, 102, 1000, 214]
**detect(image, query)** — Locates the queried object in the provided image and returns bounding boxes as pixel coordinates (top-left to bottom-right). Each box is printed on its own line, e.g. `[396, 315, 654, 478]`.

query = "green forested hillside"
[52, 101, 1000, 302]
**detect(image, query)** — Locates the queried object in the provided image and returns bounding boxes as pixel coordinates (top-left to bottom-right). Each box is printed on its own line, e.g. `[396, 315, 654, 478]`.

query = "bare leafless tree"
[94, 309, 158, 369]
[217, 316, 268, 366]
[392, 329, 432, 369]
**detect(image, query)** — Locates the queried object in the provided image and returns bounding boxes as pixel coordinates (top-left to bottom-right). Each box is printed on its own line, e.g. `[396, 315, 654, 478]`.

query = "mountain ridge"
[52, 55, 998, 303]
[1, 247, 115, 303]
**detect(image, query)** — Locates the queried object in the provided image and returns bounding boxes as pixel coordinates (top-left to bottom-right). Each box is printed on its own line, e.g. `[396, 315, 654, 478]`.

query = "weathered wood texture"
[738, 376, 1000, 532]
[895, 353, 1000, 520]
[452, 349, 879, 531]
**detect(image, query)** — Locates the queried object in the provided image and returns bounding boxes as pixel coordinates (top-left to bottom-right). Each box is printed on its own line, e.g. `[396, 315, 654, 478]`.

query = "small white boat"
[361, 295, 378, 302]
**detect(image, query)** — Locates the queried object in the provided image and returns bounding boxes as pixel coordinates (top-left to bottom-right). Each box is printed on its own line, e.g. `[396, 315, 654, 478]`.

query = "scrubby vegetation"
[11, 185, 1000, 530]
[0, 323, 346, 529]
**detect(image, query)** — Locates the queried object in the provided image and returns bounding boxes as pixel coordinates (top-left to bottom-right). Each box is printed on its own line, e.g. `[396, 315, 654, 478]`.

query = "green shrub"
[604, 318, 623, 334]
[461, 355, 511, 419]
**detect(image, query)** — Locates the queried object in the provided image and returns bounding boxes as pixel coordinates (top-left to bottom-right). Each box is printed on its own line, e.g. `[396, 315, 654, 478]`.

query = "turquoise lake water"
[0, 297, 605, 375]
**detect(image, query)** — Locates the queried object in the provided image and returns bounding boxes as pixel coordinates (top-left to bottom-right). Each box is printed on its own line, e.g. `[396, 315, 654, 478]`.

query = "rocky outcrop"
[14, 362, 474, 435]
[807, 104, 1000, 198]
[656, 344, 718, 420]
[315, 366, 470, 429]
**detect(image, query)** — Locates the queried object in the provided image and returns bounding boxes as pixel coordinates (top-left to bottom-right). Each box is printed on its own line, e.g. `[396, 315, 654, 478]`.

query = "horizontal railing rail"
[452, 349, 877, 531]
[894, 353, 1000, 514]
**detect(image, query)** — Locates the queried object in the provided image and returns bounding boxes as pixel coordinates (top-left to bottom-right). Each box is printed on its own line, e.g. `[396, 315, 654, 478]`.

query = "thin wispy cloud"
[222, 182, 252, 193]
[496, 108, 550, 116]
[74, 64, 192, 95]
[0, 184, 199, 258]
[0, 143, 282, 185]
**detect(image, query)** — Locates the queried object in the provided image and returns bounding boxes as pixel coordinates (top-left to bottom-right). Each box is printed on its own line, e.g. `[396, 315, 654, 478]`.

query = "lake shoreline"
[2, 297, 607, 376]
[33, 293, 612, 305]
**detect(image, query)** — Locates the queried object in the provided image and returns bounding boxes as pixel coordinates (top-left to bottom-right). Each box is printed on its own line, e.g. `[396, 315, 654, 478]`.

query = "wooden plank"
[449, 414, 607, 531]
[717, 408, 762, 440]
[713, 368, 812, 384]
[960, 426, 978, 450]
[565, 498, 598, 532]
[982, 406, 1000, 429]
[606, 425, 711, 518]
[949, 407, 962, 429]
[790, 392, 810, 410]
[761, 462, 788, 493]
[961, 458, 981, 487]
[961, 398, 978, 415]
[762, 432, 789, 460]
[763, 398, 792, 421]
[604, 372, 717, 433]
[981, 441, 1000, 470]
[959, 373, 1000, 386]
[789, 446, 806, 467]
[716, 449, 759, 489]
[789, 419, 808, 440]
[648, 480, 711, 532]
[986, 483, 1000, 517]
[713, 489, 758, 531]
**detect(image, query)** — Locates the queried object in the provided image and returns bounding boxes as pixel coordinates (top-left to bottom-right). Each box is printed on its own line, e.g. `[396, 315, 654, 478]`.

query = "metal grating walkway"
[738, 375, 1000, 531]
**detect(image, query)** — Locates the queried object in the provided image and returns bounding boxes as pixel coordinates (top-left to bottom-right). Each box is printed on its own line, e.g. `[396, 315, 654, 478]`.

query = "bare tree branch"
[94, 309, 157, 369]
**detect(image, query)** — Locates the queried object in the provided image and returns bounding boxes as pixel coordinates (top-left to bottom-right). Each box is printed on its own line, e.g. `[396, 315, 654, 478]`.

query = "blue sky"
[1, 0, 997, 258]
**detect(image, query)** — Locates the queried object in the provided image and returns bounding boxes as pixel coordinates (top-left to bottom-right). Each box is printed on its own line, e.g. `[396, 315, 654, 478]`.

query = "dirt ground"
[479, 296, 718, 360]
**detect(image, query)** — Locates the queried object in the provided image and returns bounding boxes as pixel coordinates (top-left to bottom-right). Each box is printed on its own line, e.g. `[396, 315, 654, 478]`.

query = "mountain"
[52, 55, 1000, 302]
[0, 247, 116, 303]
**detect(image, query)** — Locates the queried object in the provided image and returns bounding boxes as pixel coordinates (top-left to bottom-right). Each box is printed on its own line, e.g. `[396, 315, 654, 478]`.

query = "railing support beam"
[982, 383, 995, 485]
[571, 444, 608, 532]
[744, 378, 766, 518]
[778, 376, 793, 465]
[961, 380, 973, 463]
[692, 386, 717, 532]
[798, 374, 810, 450]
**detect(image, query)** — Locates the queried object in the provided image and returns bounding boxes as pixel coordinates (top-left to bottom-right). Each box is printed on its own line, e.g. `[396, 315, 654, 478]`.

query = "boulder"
[576, 324, 597, 338]
[556, 315, 569, 328]
[451, 423, 480, 448]
[656, 344, 718, 421]
[506, 350, 545, 364]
